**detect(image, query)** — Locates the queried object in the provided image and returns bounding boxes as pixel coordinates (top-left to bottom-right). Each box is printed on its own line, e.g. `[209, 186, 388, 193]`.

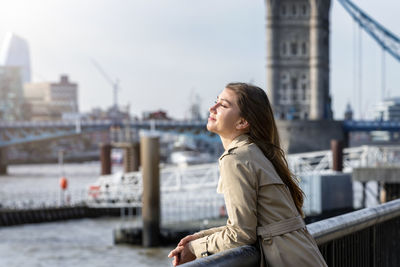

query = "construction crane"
[91, 59, 120, 112]
[338, 0, 400, 62]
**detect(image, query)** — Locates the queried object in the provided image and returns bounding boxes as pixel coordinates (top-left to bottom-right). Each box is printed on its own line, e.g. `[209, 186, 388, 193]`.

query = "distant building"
[344, 102, 353, 120]
[142, 110, 170, 120]
[0, 66, 25, 121]
[374, 97, 400, 121]
[0, 32, 31, 84]
[369, 97, 400, 142]
[84, 105, 130, 121]
[265, 0, 333, 120]
[24, 75, 78, 121]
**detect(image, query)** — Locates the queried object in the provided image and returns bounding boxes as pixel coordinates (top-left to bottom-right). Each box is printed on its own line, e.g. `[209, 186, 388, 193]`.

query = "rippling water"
[0, 217, 173, 267]
[0, 162, 175, 267]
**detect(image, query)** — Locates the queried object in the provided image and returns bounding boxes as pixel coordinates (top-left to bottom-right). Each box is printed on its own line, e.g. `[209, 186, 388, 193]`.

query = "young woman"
[168, 83, 327, 266]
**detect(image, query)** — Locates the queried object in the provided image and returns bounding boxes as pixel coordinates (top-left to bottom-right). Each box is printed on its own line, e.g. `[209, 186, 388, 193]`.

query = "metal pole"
[100, 143, 112, 175]
[0, 147, 7, 175]
[362, 182, 367, 208]
[331, 139, 343, 172]
[132, 142, 140, 171]
[58, 149, 65, 177]
[123, 144, 134, 173]
[141, 135, 160, 247]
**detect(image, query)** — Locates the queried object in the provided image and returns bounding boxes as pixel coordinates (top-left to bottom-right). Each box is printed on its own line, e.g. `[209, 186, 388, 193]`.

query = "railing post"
[132, 142, 140, 171]
[331, 139, 343, 172]
[100, 143, 112, 175]
[384, 183, 400, 202]
[141, 134, 160, 247]
[0, 147, 7, 175]
[123, 144, 134, 173]
[362, 182, 367, 208]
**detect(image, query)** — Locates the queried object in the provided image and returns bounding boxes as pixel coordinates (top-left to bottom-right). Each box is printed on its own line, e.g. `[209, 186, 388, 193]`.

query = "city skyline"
[0, 32, 31, 83]
[0, 0, 399, 120]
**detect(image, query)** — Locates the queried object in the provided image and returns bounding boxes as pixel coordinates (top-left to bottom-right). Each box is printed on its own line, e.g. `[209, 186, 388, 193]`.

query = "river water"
[0, 162, 176, 267]
[0, 218, 173, 267]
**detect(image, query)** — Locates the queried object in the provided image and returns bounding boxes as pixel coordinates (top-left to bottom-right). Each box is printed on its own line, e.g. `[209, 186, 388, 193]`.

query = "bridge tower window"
[282, 42, 287, 55]
[301, 42, 307, 55]
[302, 87, 307, 100]
[291, 77, 298, 90]
[302, 5, 307, 16]
[281, 5, 286, 16]
[291, 42, 298, 55]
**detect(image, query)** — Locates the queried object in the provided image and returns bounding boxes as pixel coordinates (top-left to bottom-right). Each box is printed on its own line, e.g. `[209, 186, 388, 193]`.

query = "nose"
[209, 102, 217, 113]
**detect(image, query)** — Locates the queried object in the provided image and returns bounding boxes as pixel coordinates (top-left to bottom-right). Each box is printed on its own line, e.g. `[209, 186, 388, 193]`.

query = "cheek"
[221, 111, 239, 126]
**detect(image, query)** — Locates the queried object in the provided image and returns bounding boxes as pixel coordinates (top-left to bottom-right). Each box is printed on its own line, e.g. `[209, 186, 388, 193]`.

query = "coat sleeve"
[195, 226, 226, 238]
[188, 155, 258, 258]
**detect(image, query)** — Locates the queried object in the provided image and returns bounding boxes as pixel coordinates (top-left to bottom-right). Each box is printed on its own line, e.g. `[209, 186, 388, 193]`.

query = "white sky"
[0, 0, 399, 120]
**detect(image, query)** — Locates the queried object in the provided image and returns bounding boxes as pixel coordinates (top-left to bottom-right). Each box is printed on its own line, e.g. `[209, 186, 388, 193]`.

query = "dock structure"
[353, 167, 400, 204]
[141, 134, 161, 247]
[0, 206, 137, 226]
[100, 143, 112, 175]
[0, 147, 6, 174]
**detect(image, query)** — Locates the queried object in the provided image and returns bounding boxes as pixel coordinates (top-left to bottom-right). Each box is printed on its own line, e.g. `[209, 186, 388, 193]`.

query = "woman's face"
[207, 88, 242, 137]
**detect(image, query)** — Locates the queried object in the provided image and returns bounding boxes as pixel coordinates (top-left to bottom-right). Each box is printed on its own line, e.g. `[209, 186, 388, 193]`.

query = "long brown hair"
[226, 82, 305, 217]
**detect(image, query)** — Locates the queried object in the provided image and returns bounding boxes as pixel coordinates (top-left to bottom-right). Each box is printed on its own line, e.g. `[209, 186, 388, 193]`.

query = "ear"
[236, 118, 249, 130]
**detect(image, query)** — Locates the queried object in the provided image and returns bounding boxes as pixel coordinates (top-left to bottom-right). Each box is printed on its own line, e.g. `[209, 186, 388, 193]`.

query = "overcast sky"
[0, 0, 399, 120]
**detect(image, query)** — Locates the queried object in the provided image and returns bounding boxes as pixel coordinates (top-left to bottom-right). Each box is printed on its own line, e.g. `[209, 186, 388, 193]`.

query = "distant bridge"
[1, 119, 400, 147]
[0, 119, 214, 147]
[343, 120, 400, 132]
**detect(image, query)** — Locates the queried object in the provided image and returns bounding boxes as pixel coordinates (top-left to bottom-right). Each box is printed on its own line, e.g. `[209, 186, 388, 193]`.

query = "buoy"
[60, 177, 68, 190]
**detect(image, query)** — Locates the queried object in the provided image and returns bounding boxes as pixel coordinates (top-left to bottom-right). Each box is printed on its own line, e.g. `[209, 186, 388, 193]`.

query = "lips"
[208, 116, 216, 121]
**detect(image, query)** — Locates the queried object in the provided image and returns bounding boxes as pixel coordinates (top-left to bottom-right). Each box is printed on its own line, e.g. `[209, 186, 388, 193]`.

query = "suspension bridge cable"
[338, 0, 400, 62]
[358, 24, 363, 119]
[382, 50, 385, 100]
[353, 20, 357, 115]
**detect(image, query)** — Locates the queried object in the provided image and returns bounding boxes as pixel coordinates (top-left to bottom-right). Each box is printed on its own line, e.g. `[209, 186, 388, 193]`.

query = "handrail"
[181, 199, 400, 266]
[308, 198, 400, 245]
[180, 245, 260, 267]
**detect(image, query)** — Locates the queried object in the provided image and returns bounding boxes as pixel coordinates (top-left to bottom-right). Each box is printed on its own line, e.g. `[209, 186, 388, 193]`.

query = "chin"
[206, 123, 216, 133]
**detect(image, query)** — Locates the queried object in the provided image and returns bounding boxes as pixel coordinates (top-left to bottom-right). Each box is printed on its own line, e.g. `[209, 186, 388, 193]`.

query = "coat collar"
[219, 134, 250, 161]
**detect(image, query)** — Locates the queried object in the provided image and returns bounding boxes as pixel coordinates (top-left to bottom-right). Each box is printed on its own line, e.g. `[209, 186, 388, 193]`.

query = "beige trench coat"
[188, 134, 327, 267]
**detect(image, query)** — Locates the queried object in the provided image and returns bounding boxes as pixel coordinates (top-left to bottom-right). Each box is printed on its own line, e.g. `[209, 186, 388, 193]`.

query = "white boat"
[169, 136, 214, 166]
[87, 171, 142, 207]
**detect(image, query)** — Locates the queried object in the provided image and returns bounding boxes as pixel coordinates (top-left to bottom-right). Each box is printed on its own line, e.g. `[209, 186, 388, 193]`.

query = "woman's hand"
[179, 243, 196, 265]
[178, 234, 200, 246]
[168, 246, 184, 266]
[168, 244, 196, 266]
[168, 234, 199, 266]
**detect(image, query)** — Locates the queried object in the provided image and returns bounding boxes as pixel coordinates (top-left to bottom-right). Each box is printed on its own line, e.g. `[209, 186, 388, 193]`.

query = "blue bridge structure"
[1, 119, 400, 148]
[0, 119, 214, 148]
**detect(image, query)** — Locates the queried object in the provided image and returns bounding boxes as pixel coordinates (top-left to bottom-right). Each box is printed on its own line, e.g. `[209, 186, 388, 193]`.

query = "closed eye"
[214, 101, 227, 108]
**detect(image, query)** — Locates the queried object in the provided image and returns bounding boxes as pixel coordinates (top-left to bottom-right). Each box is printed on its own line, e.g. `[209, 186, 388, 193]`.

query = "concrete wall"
[277, 119, 344, 153]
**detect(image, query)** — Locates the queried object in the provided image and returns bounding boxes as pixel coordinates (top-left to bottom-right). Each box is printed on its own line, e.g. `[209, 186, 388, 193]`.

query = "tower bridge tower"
[266, 0, 332, 120]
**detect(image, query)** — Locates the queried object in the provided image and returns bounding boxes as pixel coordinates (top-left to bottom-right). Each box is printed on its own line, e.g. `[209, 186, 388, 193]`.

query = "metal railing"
[85, 163, 220, 208]
[181, 199, 400, 267]
[6, 145, 399, 212]
[0, 189, 88, 210]
[288, 145, 400, 175]
[308, 198, 400, 267]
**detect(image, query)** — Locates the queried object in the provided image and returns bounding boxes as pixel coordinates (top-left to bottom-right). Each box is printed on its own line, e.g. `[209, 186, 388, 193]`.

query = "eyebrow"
[217, 96, 232, 105]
